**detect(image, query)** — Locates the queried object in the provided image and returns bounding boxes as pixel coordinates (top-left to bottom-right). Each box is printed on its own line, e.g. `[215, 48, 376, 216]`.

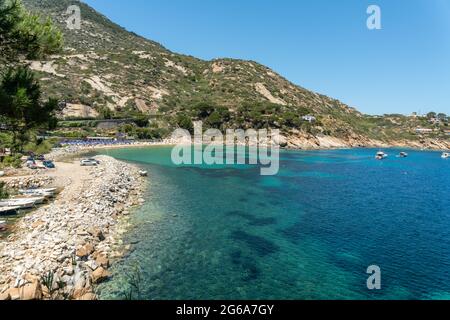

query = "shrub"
[0, 182, 9, 200]
[2, 155, 22, 168]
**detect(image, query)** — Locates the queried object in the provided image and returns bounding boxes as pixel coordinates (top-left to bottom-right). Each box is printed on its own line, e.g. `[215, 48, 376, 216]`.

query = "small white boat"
[0, 198, 37, 209]
[139, 170, 148, 177]
[0, 206, 20, 215]
[375, 151, 388, 160]
[442, 152, 450, 159]
[399, 152, 408, 158]
[13, 196, 46, 204]
[19, 188, 57, 197]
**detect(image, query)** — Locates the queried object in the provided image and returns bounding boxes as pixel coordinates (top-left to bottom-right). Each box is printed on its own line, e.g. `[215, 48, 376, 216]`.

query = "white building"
[302, 115, 316, 123]
[415, 128, 433, 134]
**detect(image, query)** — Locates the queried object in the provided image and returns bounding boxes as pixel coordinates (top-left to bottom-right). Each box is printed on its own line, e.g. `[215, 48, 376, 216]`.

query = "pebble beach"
[0, 149, 146, 300]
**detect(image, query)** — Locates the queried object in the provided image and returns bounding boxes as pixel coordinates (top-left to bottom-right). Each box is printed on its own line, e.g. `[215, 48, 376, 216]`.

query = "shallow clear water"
[96, 147, 450, 300]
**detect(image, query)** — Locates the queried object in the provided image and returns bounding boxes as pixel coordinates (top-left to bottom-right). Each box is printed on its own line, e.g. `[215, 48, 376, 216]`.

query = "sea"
[95, 147, 450, 300]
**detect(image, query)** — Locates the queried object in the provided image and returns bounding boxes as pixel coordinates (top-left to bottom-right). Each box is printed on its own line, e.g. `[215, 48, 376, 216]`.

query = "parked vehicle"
[88, 158, 100, 164]
[80, 159, 98, 166]
[43, 160, 55, 169]
[27, 161, 38, 170]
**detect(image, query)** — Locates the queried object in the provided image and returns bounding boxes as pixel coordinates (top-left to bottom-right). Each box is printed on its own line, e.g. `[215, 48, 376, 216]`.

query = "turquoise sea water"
[96, 147, 450, 300]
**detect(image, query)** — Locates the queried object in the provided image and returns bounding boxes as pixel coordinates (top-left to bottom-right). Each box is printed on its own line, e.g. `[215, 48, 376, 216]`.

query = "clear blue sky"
[83, 0, 450, 115]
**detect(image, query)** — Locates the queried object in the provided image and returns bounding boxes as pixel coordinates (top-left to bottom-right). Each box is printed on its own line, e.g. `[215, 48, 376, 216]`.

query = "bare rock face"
[91, 267, 111, 284]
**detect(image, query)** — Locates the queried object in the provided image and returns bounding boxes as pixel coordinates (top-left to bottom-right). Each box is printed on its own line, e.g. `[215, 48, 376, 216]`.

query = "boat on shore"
[442, 152, 449, 159]
[376, 151, 388, 160]
[12, 196, 46, 205]
[19, 188, 57, 197]
[0, 206, 20, 216]
[0, 198, 37, 210]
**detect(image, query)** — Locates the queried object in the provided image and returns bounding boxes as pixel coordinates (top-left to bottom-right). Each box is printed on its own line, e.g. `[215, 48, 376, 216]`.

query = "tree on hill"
[0, 0, 62, 154]
[0, 67, 58, 152]
[426, 112, 437, 119]
[0, 0, 63, 65]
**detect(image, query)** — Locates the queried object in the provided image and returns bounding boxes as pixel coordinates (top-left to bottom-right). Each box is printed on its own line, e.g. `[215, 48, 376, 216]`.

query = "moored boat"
[442, 152, 450, 159]
[399, 152, 408, 158]
[139, 170, 148, 177]
[375, 151, 388, 160]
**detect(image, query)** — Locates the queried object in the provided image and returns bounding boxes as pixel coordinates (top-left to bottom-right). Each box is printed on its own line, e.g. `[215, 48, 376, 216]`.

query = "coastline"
[0, 151, 146, 300]
[0, 138, 448, 300]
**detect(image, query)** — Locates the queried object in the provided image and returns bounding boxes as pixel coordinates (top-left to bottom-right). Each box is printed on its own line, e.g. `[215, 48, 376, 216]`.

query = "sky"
[82, 0, 450, 115]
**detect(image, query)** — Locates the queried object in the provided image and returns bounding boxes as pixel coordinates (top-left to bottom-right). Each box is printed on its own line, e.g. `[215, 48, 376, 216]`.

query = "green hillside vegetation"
[0, 0, 445, 145]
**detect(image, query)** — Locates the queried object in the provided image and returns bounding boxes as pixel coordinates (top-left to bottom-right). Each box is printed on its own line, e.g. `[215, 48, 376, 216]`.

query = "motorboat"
[375, 151, 388, 160]
[442, 152, 450, 159]
[399, 152, 408, 158]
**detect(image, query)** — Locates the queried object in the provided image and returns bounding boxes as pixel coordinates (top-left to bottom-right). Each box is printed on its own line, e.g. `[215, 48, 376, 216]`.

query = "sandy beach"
[0, 151, 146, 300]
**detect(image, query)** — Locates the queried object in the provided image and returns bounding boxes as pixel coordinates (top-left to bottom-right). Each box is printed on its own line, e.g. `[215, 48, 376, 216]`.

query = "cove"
[96, 146, 450, 300]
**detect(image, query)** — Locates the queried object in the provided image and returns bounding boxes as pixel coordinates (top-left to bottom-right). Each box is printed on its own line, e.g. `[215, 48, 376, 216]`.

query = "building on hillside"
[429, 118, 441, 125]
[415, 128, 433, 134]
[302, 115, 316, 123]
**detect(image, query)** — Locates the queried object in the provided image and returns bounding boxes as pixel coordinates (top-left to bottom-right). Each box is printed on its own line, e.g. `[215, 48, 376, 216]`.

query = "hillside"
[21, 0, 449, 149]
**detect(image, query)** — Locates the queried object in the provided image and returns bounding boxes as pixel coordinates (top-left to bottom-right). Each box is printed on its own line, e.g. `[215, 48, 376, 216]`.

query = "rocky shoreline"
[283, 132, 450, 151]
[0, 155, 146, 300]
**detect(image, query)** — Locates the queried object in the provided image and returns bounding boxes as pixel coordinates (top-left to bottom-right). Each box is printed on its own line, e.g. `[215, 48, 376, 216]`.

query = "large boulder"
[95, 254, 110, 269]
[91, 267, 111, 284]
[0, 292, 11, 301]
[7, 288, 20, 300]
[78, 292, 97, 300]
[19, 281, 43, 300]
[76, 243, 95, 258]
[87, 228, 105, 241]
